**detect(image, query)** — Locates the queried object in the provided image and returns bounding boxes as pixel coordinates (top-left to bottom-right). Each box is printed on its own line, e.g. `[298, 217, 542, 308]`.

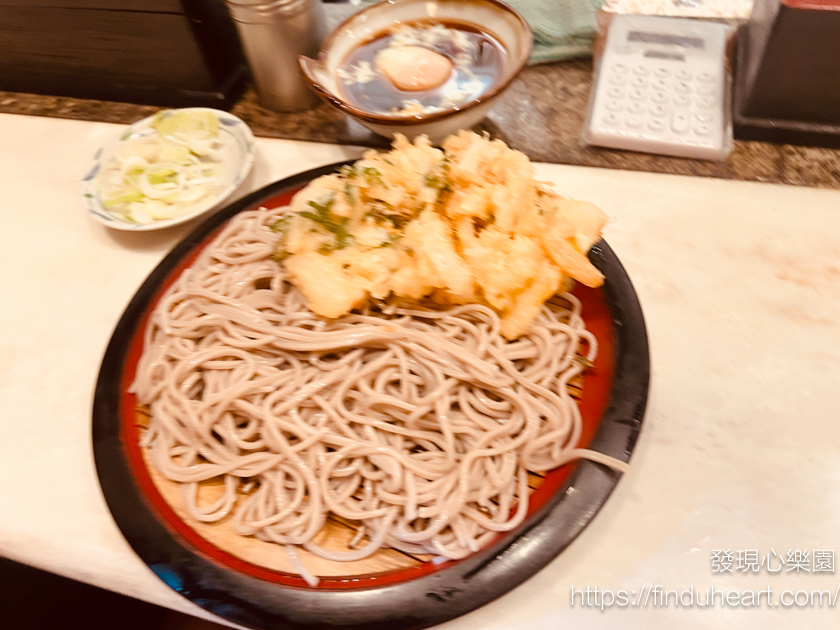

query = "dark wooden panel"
[0, 7, 215, 95]
[741, 4, 840, 124]
[0, 0, 182, 12]
[183, 0, 247, 85]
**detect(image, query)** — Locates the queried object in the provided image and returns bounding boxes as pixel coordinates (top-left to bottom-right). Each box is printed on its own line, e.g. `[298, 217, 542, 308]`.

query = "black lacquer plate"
[92, 162, 649, 630]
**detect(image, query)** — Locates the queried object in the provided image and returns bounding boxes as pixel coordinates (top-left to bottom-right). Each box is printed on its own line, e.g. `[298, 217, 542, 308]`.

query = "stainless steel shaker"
[225, 0, 325, 112]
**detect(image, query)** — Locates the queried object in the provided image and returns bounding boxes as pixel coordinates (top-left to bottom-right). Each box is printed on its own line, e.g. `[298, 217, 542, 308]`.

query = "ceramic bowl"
[81, 108, 255, 232]
[299, 0, 532, 144]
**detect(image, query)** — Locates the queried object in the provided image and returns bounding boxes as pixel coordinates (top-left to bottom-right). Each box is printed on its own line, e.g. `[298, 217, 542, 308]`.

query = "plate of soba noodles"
[92, 132, 649, 630]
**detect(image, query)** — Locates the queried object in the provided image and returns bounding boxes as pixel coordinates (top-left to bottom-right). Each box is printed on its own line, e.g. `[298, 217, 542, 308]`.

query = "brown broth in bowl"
[337, 20, 507, 116]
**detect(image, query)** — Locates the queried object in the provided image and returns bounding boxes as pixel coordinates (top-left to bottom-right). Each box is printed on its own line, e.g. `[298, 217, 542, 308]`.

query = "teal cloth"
[504, 0, 603, 63]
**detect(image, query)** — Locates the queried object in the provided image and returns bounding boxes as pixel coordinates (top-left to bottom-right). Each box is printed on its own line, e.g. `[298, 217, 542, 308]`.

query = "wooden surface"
[0, 0, 181, 9]
[0, 0, 247, 108]
[0, 8, 213, 90]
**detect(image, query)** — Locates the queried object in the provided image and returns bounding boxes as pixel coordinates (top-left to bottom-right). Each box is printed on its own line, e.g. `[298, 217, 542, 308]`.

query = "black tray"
[93, 163, 650, 630]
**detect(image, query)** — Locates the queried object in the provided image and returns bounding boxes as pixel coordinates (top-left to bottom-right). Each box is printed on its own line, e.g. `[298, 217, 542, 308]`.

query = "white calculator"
[584, 15, 731, 160]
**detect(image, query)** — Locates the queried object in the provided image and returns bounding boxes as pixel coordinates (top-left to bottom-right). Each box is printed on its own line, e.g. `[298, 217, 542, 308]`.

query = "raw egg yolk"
[375, 46, 454, 92]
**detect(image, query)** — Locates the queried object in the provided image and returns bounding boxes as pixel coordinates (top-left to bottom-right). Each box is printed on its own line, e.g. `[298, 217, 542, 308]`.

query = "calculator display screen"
[643, 50, 686, 61]
[627, 32, 705, 49]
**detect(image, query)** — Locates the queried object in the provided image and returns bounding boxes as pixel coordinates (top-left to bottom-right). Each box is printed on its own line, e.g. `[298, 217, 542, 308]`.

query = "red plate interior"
[119, 187, 615, 590]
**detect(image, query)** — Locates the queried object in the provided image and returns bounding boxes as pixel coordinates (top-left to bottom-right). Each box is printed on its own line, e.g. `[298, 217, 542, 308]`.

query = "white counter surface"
[2, 113, 840, 628]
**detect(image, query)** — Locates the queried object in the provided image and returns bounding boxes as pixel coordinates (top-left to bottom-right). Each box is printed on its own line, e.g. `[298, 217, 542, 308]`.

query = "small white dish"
[81, 108, 255, 232]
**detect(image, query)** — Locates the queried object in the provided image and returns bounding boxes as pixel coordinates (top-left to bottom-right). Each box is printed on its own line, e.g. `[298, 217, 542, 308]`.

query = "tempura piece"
[275, 132, 607, 339]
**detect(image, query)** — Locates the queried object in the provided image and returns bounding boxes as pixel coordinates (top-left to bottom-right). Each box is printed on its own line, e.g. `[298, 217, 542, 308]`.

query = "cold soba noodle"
[133, 134, 629, 585]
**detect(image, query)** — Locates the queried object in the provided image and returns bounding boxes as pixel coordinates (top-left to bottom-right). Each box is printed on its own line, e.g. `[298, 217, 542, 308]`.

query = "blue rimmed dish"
[80, 108, 255, 232]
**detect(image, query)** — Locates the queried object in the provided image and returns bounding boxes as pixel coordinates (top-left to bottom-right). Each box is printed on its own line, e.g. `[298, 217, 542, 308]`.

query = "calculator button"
[614, 63, 629, 73]
[625, 115, 643, 128]
[652, 78, 669, 91]
[629, 88, 646, 100]
[626, 101, 645, 115]
[609, 74, 627, 86]
[647, 119, 666, 132]
[651, 91, 668, 104]
[654, 68, 670, 78]
[674, 81, 692, 93]
[607, 86, 625, 98]
[605, 98, 623, 112]
[671, 112, 690, 134]
[696, 83, 715, 95]
[696, 95, 716, 108]
[694, 120, 713, 136]
[676, 70, 693, 81]
[698, 71, 714, 82]
[694, 112, 713, 124]
[631, 76, 648, 88]
[603, 112, 620, 125]
[673, 94, 691, 107]
[650, 104, 668, 117]
[633, 65, 649, 76]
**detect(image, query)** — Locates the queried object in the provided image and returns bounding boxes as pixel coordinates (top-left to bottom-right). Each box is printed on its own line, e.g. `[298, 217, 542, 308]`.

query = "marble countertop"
[2, 63, 839, 190]
[3, 112, 840, 628]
